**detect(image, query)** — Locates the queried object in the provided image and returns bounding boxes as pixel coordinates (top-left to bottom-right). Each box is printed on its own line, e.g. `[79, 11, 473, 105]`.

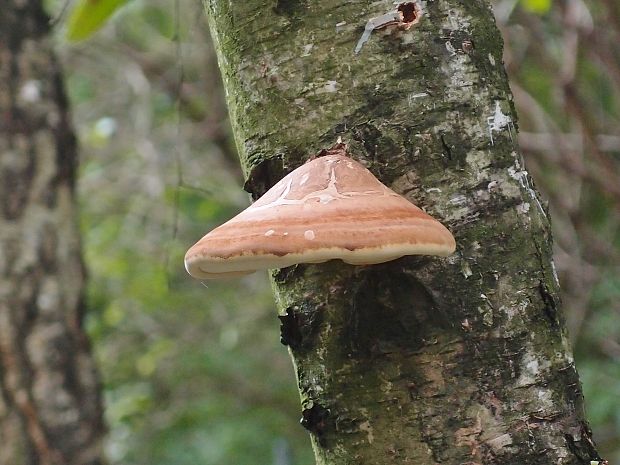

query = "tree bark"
[0, 2, 105, 464]
[203, 0, 601, 463]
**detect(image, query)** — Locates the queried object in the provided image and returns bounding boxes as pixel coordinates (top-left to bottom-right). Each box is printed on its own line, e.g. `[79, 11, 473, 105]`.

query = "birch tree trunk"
[0, 2, 105, 464]
[203, 0, 602, 463]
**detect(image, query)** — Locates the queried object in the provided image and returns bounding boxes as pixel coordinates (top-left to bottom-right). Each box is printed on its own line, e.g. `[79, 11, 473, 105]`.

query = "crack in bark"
[243, 155, 285, 199]
[538, 281, 560, 327]
[300, 402, 331, 447]
[440, 134, 453, 161]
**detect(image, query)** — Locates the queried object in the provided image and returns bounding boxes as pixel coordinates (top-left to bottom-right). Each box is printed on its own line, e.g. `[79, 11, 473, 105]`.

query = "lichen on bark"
[203, 0, 601, 463]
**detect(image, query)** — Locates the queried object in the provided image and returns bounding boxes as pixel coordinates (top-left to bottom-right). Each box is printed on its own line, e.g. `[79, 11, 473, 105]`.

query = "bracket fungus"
[185, 150, 455, 279]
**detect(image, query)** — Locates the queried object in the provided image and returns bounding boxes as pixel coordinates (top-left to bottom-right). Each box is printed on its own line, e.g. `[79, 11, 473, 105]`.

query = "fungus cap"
[185, 153, 455, 279]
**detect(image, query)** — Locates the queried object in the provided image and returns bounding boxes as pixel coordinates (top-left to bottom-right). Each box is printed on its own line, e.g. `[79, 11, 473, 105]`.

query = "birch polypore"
[185, 150, 455, 279]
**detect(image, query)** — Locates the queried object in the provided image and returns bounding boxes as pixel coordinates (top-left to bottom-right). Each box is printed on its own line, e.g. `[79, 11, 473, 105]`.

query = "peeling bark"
[0, 2, 105, 464]
[203, 0, 601, 463]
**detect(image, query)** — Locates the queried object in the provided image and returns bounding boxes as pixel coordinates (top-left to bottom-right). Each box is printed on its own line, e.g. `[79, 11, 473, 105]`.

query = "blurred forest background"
[43, 0, 620, 463]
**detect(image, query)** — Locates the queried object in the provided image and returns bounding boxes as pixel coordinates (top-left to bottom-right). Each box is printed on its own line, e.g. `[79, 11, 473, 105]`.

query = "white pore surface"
[185, 242, 454, 279]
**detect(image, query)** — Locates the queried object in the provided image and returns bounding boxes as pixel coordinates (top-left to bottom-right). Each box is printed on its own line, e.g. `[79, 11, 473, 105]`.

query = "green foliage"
[577, 274, 620, 453]
[520, 0, 552, 14]
[66, 0, 132, 41]
[80, 149, 313, 463]
[67, 73, 96, 102]
[141, 5, 176, 39]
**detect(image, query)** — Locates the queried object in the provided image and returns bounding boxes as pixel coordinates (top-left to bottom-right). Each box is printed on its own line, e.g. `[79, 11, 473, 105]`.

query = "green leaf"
[66, 0, 130, 42]
[521, 0, 552, 14]
[142, 6, 175, 39]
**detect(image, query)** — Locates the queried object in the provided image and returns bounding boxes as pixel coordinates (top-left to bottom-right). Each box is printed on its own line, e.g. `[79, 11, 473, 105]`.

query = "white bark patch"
[487, 101, 514, 145]
[445, 40, 457, 56]
[508, 159, 548, 219]
[516, 349, 551, 387]
[445, 4, 471, 29]
[474, 188, 490, 203]
[323, 80, 338, 93]
[443, 192, 471, 221]
[448, 194, 467, 206]
[485, 432, 513, 451]
[408, 92, 429, 106]
[445, 55, 474, 99]
[301, 43, 314, 57]
[461, 260, 472, 278]
[516, 202, 530, 214]
[537, 386, 554, 406]
[438, 5, 477, 104]
[501, 299, 529, 326]
[303, 80, 339, 95]
[551, 260, 560, 286]
[464, 149, 494, 180]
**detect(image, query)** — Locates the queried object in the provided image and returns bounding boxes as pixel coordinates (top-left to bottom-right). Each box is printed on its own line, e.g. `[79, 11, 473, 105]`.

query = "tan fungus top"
[185, 153, 456, 279]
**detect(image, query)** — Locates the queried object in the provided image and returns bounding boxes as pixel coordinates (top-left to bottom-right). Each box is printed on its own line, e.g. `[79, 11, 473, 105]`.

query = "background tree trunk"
[0, 2, 105, 464]
[204, 0, 601, 463]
